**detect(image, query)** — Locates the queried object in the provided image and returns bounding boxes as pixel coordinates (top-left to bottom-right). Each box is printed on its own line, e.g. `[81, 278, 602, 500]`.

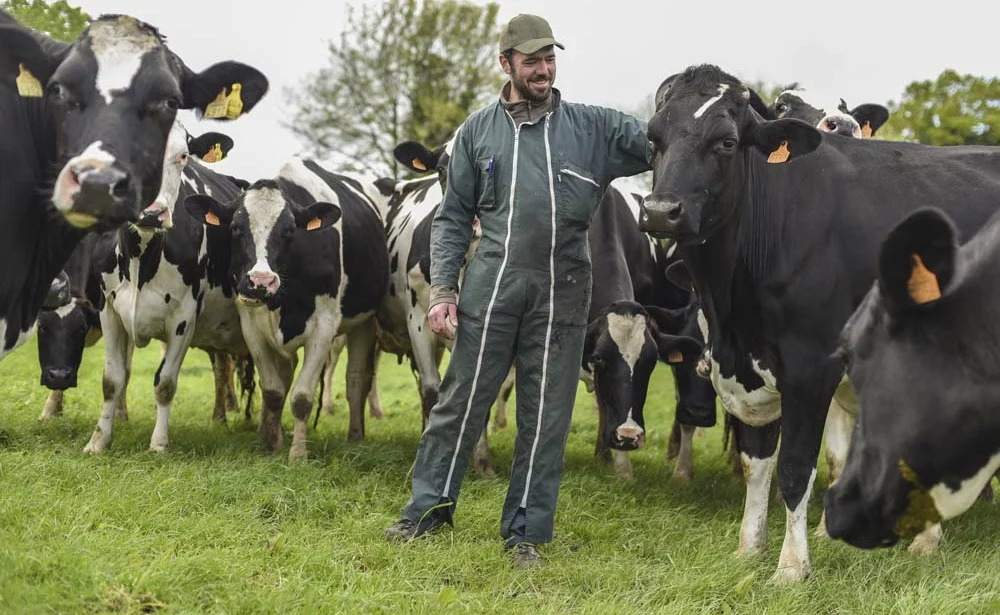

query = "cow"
[638, 63, 1000, 583]
[0, 10, 267, 363]
[826, 207, 1000, 550]
[185, 159, 389, 462]
[83, 120, 251, 453]
[771, 87, 890, 139]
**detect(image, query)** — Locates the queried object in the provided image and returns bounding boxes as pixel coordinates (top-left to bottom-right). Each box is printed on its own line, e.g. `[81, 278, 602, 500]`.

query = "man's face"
[502, 47, 557, 103]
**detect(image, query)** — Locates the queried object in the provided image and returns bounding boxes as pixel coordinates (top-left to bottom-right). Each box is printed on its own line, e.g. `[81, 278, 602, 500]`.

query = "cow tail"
[238, 355, 256, 421]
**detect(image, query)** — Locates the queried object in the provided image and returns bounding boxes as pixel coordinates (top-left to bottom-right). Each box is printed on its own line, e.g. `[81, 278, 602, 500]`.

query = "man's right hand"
[429, 302, 459, 340]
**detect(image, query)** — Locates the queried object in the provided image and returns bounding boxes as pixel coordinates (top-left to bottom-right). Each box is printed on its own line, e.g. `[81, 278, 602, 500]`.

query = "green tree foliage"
[884, 70, 1000, 145]
[286, 0, 504, 178]
[2, 0, 90, 42]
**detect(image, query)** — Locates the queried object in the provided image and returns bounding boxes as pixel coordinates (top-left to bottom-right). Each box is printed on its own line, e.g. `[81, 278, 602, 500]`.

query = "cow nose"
[615, 418, 646, 447]
[68, 165, 136, 226]
[75, 165, 130, 198]
[818, 114, 862, 138]
[42, 366, 75, 389]
[248, 271, 280, 294]
[639, 196, 683, 237]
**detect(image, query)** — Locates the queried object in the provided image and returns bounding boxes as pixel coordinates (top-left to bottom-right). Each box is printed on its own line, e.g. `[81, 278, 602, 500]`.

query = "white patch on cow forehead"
[88, 18, 163, 104]
[55, 300, 79, 319]
[693, 83, 730, 119]
[929, 450, 1000, 520]
[607, 312, 647, 375]
[243, 187, 287, 273]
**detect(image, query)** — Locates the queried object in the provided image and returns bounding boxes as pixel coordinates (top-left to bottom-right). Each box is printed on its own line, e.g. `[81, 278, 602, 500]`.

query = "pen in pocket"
[487, 156, 495, 177]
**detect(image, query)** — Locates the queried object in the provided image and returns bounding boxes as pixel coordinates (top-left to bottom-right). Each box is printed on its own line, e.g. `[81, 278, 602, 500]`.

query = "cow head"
[0, 12, 267, 229]
[583, 301, 702, 450]
[185, 179, 341, 305]
[825, 207, 1000, 549]
[36, 297, 101, 389]
[135, 120, 234, 232]
[772, 89, 890, 139]
[641, 65, 823, 241]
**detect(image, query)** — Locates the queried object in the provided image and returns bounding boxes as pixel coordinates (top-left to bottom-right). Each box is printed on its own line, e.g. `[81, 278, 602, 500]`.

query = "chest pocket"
[477, 157, 498, 211]
[557, 162, 602, 224]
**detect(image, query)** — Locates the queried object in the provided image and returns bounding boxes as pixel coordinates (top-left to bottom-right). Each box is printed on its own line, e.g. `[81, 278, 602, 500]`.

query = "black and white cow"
[185, 159, 389, 461]
[771, 86, 889, 138]
[84, 120, 250, 453]
[826, 207, 1000, 550]
[0, 10, 266, 362]
[639, 64, 1000, 583]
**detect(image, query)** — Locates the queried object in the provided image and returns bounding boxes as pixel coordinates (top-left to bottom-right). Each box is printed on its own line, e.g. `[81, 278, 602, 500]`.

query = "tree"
[286, 0, 504, 178]
[2, 0, 89, 42]
[883, 70, 1000, 146]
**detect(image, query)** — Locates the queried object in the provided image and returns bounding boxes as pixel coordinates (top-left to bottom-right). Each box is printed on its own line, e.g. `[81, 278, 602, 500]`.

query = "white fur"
[693, 84, 730, 118]
[242, 188, 287, 278]
[53, 141, 116, 212]
[88, 17, 161, 104]
[772, 468, 816, 584]
[929, 451, 1000, 520]
[606, 312, 646, 376]
[739, 452, 776, 555]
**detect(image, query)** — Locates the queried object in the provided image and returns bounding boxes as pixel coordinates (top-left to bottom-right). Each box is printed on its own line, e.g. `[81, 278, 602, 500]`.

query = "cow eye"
[165, 97, 181, 111]
[775, 103, 788, 115]
[719, 137, 738, 151]
[47, 82, 80, 109]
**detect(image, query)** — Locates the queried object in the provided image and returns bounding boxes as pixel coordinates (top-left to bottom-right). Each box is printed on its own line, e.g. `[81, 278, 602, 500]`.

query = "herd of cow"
[2, 9, 999, 586]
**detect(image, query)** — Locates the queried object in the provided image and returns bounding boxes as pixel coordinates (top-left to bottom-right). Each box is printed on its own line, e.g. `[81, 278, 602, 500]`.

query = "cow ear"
[393, 141, 441, 173]
[182, 61, 268, 120]
[877, 207, 957, 313]
[664, 259, 692, 291]
[582, 317, 602, 363]
[656, 333, 704, 365]
[81, 300, 102, 331]
[749, 118, 822, 164]
[184, 194, 232, 227]
[295, 201, 341, 231]
[0, 20, 70, 98]
[848, 104, 890, 138]
[644, 305, 689, 335]
[187, 132, 234, 163]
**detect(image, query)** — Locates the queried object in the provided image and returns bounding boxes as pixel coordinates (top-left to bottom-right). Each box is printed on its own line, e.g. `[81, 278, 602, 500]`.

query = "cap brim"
[511, 38, 565, 54]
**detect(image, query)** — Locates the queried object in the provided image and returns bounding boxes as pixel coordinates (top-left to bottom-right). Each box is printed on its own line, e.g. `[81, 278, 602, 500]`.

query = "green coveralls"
[402, 88, 650, 546]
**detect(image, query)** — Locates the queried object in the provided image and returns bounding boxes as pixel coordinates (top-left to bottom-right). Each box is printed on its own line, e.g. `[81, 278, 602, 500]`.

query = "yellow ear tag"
[204, 211, 221, 226]
[861, 121, 873, 139]
[306, 217, 321, 231]
[667, 350, 684, 364]
[16, 63, 43, 98]
[225, 83, 243, 119]
[411, 158, 427, 171]
[907, 254, 941, 304]
[201, 143, 223, 163]
[767, 140, 790, 164]
[203, 87, 228, 119]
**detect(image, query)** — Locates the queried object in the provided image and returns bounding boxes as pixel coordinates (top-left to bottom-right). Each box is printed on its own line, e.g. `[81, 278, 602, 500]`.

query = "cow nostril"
[666, 206, 682, 222]
[111, 175, 130, 199]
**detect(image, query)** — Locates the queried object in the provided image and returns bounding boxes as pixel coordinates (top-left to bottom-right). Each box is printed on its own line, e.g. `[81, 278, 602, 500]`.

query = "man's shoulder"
[558, 100, 637, 123]
[460, 102, 504, 135]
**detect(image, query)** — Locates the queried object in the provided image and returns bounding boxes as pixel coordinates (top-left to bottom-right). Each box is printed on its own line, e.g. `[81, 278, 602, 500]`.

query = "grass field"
[2, 337, 1000, 614]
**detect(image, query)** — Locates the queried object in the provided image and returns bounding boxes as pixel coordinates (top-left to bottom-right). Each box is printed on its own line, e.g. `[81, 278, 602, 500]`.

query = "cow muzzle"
[41, 366, 77, 390]
[612, 418, 646, 450]
[240, 271, 280, 303]
[137, 202, 172, 230]
[63, 164, 135, 228]
[817, 113, 862, 138]
[639, 196, 684, 239]
[823, 478, 901, 549]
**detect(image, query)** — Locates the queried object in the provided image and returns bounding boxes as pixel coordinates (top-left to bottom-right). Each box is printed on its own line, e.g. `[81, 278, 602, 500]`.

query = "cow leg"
[907, 523, 943, 556]
[733, 417, 780, 557]
[472, 412, 496, 478]
[288, 329, 340, 462]
[492, 367, 514, 429]
[115, 341, 133, 422]
[321, 334, 346, 416]
[672, 423, 696, 483]
[84, 309, 131, 453]
[594, 395, 611, 463]
[343, 319, 377, 443]
[816, 396, 855, 538]
[613, 450, 633, 480]
[769, 369, 840, 585]
[256, 350, 293, 455]
[209, 351, 233, 423]
[666, 418, 681, 460]
[148, 324, 195, 452]
[39, 390, 64, 420]
[366, 346, 384, 420]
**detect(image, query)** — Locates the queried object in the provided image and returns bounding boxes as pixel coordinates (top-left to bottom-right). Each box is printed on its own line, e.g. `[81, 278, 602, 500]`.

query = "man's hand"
[429, 302, 458, 339]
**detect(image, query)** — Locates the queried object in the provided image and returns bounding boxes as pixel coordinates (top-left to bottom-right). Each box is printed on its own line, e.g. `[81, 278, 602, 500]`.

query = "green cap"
[498, 14, 564, 55]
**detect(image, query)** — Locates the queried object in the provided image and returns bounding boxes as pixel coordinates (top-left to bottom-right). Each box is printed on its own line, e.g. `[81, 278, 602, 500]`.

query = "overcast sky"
[71, 0, 1000, 181]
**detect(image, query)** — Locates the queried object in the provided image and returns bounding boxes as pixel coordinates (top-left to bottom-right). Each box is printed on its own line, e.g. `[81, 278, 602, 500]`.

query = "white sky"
[72, 0, 1000, 181]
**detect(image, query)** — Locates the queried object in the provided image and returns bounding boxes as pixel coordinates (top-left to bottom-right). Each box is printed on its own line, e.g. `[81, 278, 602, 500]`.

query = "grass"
[2, 338, 1000, 614]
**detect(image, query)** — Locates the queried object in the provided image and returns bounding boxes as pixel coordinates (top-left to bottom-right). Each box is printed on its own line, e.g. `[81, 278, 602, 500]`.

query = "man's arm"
[603, 109, 652, 181]
[429, 122, 478, 310]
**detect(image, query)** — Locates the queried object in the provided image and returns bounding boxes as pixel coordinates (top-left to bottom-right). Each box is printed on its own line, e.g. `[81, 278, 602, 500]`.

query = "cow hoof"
[149, 440, 169, 453]
[114, 410, 129, 422]
[288, 446, 308, 464]
[212, 413, 227, 424]
[493, 414, 507, 430]
[768, 564, 811, 586]
[370, 407, 385, 420]
[37, 412, 59, 422]
[347, 430, 364, 443]
[907, 525, 942, 556]
[83, 436, 110, 454]
[672, 467, 693, 484]
[814, 511, 830, 539]
[474, 461, 496, 478]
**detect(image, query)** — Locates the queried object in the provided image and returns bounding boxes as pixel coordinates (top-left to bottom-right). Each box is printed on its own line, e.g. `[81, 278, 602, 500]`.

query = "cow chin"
[823, 480, 902, 550]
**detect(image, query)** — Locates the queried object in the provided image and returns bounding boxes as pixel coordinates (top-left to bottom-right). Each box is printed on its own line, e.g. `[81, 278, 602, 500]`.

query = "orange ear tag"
[306, 217, 321, 231]
[205, 211, 221, 226]
[667, 350, 684, 364]
[907, 254, 941, 304]
[861, 121, 873, 139]
[202, 143, 223, 163]
[767, 140, 790, 164]
[16, 63, 42, 98]
[411, 158, 427, 171]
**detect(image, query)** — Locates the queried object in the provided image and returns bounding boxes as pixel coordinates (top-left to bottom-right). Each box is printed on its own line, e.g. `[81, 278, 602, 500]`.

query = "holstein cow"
[185, 159, 389, 461]
[582, 181, 707, 480]
[771, 86, 890, 138]
[638, 64, 1000, 583]
[0, 11, 266, 362]
[826, 207, 1000, 549]
[84, 120, 250, 453]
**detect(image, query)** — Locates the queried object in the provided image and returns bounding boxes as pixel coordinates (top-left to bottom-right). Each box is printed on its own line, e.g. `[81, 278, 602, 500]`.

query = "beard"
[511, 72, 552, 104]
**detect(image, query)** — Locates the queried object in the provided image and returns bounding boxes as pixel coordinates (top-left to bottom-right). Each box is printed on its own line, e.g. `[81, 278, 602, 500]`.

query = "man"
[384, 13, 650, 568]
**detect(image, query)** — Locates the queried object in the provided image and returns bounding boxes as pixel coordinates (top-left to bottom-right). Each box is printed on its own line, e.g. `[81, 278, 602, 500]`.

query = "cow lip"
[236, 294, 266, 307]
